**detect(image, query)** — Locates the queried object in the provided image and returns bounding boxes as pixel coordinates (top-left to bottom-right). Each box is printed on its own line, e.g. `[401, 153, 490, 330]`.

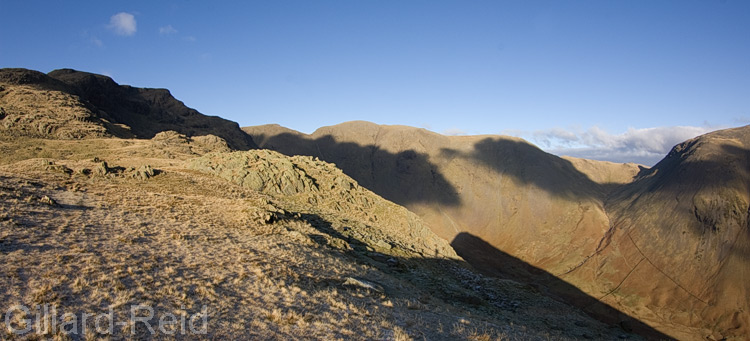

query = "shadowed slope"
[0, 68, 257, 149]
[451, 232, 671, 340]
[246, 122, 461, 208]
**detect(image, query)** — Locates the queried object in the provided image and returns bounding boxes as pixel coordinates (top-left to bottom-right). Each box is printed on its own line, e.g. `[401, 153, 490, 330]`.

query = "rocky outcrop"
[0, 68, 257, 150]
[190, 150, 319, 195]
[150, 130, 232, 156]
[189, 149, 458, 259]
[188, 150, 457, 257]
[0, 70, 111, 139]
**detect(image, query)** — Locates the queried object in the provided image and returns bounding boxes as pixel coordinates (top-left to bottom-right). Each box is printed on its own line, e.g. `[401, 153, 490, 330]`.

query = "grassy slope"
[0, 135, 637, 340]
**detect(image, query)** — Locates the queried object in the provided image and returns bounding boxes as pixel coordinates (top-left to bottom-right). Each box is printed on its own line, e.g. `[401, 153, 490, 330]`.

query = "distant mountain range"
[2, 67, 748, 340]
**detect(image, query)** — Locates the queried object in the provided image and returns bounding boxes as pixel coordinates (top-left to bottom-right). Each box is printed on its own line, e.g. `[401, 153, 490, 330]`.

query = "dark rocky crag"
[0, 68, 256, 149]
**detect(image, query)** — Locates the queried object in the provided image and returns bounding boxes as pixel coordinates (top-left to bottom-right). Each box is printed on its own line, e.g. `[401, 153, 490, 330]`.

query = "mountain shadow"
[248, 123, 642, 209]
[248, 131, 461, 207]
[451, 232, 672, 340]
[439, 136, 637, 202]
[278, 210, 653, 339]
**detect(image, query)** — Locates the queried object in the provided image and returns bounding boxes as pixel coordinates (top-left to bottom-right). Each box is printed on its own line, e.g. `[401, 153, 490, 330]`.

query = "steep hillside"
[244, 121, 642, 275]
[0, 69, 116, 139]
[245, 121, 750, 339]
[0, 68, 257, 149]
[0, 134, 636, 340]
[562, 126, 750, 340]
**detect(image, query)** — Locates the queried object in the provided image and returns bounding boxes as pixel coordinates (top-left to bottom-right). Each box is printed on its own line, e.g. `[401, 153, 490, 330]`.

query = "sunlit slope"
[0, 133, 633, 339]
[245, 121, 641, 275]
[246, 121, 750, 339]
[564, 125, 750, 339]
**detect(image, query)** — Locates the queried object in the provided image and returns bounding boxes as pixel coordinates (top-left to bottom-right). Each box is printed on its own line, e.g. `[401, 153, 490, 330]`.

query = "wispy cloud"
[525, 125, 718, 166]
[159, 25, 177, 36]
[79, 30, 105, 48]
[91, 37, 104, 47]
[108, 12, 137, 36]
[443, 128, 468, 136]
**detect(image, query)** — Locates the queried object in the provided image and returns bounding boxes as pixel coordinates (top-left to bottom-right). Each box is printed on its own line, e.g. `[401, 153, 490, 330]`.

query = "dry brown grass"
[0, 137, 637, 340]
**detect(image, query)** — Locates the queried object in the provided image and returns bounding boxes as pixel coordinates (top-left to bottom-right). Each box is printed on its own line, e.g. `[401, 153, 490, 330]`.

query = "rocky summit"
[2, 67, 748, 340]
[0, 68, 256, 149]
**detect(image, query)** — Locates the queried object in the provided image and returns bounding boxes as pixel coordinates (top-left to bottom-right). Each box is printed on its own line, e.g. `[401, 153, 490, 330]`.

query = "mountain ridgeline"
[1, 68, 748, 339]
[0, 68, 256, 149]
[246, 122, 750, 340]
[0, 68, 644, 339]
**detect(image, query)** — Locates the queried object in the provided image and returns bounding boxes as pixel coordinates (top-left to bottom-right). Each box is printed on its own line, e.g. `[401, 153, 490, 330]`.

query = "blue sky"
[1, 1, 749, 164]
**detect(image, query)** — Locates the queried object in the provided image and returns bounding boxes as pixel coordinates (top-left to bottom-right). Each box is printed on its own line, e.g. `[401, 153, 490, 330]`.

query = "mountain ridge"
[3, 67, 747, 339]
[246, 121, 750, 339]
[0, 68, 257, 149]
[0, 128, 642, 339]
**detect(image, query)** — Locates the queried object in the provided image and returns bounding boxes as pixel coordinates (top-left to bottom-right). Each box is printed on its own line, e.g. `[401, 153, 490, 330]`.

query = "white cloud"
[532, 127, 579, 148]
[529, 125, 718, 166]
[108, 12, 137, 36]
[159, 25, 177, 35]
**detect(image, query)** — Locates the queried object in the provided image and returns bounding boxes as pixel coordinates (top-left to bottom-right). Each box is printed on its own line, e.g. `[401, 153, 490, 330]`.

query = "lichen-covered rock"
[131, 165, 157, 180]
[39, 195, 57, 206]
[93, 161, 110, 176]
[0, 84, 110, 139]
[192, 134, 231, 153]
[188, 149, 460, 259]
[152, 130, 190, 144]
[151, 131, 235, 155]
[42, 160, 73, 175]
[189, 150, 318, 195]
